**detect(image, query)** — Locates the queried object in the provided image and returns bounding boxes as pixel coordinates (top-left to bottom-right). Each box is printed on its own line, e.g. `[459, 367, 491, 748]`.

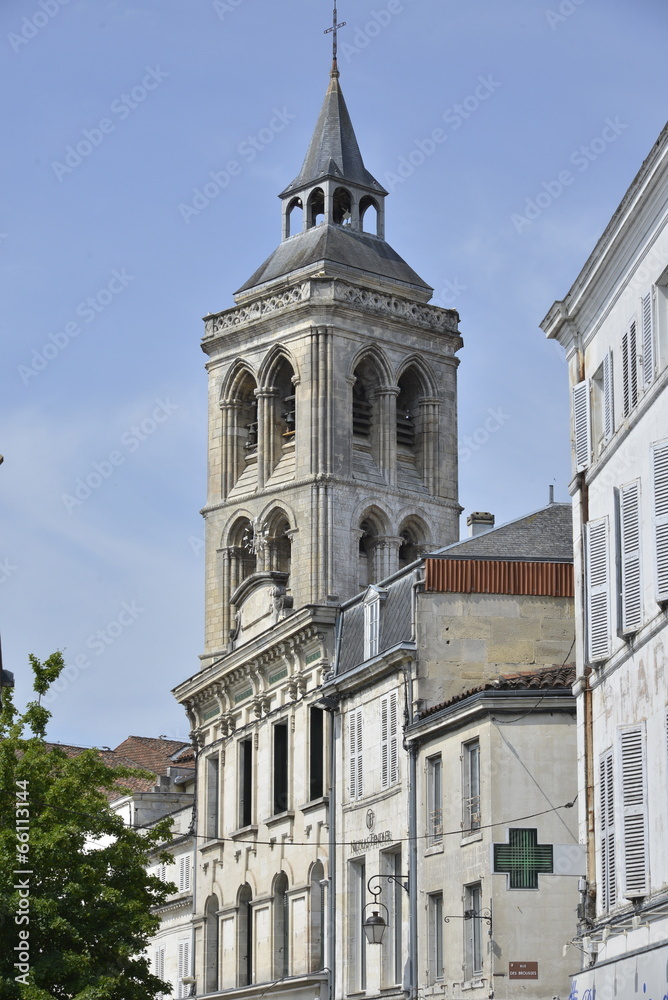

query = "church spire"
[324, 0, 346, 69]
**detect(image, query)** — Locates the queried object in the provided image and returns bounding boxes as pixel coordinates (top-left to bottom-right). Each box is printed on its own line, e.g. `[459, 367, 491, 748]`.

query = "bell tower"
[200, 57, 463, 665]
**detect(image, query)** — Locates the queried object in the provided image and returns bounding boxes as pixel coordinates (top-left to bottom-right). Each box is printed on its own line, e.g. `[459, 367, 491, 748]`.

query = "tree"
[0, 652, 177, 999]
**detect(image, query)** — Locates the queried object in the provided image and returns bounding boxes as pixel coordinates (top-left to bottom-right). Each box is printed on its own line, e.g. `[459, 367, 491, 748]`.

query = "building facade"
[541, 122, 668, 997]
[172, 53, 462, 1000]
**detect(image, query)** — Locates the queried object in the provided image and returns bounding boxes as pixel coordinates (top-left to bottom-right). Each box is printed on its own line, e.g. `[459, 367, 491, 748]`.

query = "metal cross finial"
[324, 1, 346, 63]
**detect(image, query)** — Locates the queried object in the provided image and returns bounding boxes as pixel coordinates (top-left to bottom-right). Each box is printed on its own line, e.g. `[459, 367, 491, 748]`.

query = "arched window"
[228, 517, 257, 586]
[286, 197, 303, 237]
[261, 353, 297, 483]
[238, 883, 253, 987]
[309, 862, 325, 971]
[396, 365, 438, 492]
[360, 195, 379, 235]
[359, 521, 375, 589]
[264, 510, 291, 579]
[352, 357, 383, 470]
[221, 369, 258, 495]
[398, 529, 419, 568]
[307, 188, 325, 227]
[205, 895, 220, 993]
[273, 872, 290, 978]
[333, 187, 353, 225]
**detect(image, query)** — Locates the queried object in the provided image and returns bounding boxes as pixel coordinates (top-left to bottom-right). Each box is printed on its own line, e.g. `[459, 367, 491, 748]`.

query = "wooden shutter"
[603, 350, 614, 442]
[620, 727, 648, 897]
[641, 291, 655, 388]
[653, 442, 668, 602]
[586, 518, 610, 661]
[349, 708, 363, 800]
[179, 854, 191, 893]
[154, 945, 166, 981]
[381, 692, 399, 789]
[389, 691, 399, 785]
[619, 481, 642, 633]
[178, 939, 191, 998]
[599, 750, 616, 911]
[622, 320, 638, 416]
[573, 380, 591, 471]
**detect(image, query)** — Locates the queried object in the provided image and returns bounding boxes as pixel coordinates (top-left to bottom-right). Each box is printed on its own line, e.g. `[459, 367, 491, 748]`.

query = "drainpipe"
[327, 704, 338, 1000]
[408, 740, 418, 1000]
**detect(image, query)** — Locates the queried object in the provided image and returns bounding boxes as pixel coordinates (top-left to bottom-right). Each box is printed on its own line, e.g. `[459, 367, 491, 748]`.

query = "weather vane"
[324, 1, 346, 63]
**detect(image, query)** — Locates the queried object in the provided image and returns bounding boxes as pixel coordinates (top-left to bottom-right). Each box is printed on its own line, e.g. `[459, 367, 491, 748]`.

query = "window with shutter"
[603, 350, 614, 442]
[641, 290, 655, 388]
[573, 380, 591, 471]
[586, 518, 610, 662]
[154, 944, 166, 981]
[617, 481, 642, 634]
[177, 939, 191, 998]
[622, 319, 639, 416]
[620, 726, 648, 898]
[349, 707, 364, 800]
[380, 692, 399, 789]
[178, 855, 191, 893]
[652, 441, 668, 602]
[599, 749, 615, 912]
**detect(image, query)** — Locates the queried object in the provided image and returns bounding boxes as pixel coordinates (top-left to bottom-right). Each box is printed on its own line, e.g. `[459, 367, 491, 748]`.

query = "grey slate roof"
[237, 223, 432, 295]
[433, 502, 573, 561]
[281, 66, 386, 197]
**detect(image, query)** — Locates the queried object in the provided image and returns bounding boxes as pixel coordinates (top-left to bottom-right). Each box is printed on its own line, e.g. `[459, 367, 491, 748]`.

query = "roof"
[416, 664, 576, 720]
[237, 222, 432, 296]
[433, 502, 573, 561]
[280, 65, 386, 197]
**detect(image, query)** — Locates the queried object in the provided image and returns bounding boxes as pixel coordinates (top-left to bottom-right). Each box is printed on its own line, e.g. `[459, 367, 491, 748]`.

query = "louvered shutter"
[620, 727, 648, 897]
[603, 350, 614, 442]
[154, 945, 165, 980]
[653, 442, 668, 602]
[573, 380, 591, 471]
[349, 708, 364, 800]
[179, 855, 191, 893]
[177, 939, 191, 998]
[389, 691, 399, 786]
[380, 696, 389, 789]
[619, 481, 642, 633]
[641, 291, 655, 388]
[622, 320, 638, 416]
[586, 519, 610, 661]
[599, 750, 616, 912]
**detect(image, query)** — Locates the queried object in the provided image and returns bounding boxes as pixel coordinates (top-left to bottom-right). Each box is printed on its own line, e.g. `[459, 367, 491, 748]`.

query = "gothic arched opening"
[307, 187, 325, 227]
[237, 883, 253, 987]
[333, 186, 353, 225]
[273, 872, 290, 978]
[264, 510, 291, 580]
[221, 368, 258, 495]
[360, 195, 379, 235]
[286, 197, 303, 237]
[309, 861, 325, 971]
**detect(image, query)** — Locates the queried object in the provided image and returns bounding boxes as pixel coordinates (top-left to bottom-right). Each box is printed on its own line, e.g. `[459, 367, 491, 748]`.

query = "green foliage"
[0, 653, 177, 999]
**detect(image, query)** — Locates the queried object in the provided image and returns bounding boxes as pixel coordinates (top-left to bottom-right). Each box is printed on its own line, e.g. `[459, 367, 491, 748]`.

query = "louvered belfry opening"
[352, 378, 373, 437]
[396, 368, 423, 453]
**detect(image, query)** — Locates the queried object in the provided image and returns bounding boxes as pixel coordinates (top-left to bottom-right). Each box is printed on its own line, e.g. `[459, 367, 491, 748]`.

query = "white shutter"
[603, 350, 614, 442]
[573, 380, 591, 471]
[622, 320, 638, 416]
[599, 750, 616, 912]
[653, 442, 668, 602]
[154, 944, 166, 981]
[380, 691, 399, 789]
[586, 518, 610, 661]
[349, 708, 364, 800]
[389, 691, 399, 785]
[619, 481, 642, 633]
[177, 939, 191, 998]
[380, 695, 389, 789]
[178, 854, 191, 893]
[620, 727, 648, 898]
[641, 290, 655, 388]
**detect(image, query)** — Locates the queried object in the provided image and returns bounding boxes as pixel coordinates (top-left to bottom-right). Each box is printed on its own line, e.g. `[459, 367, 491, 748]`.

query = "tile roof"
[415, 664, 576, 720]
[433, 502, 573, 561]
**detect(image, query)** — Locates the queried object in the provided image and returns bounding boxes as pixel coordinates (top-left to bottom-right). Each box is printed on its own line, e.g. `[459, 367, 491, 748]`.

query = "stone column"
[219, 401, 237, 498]
[255, 387, 278, 489]
[375, 535, 403, 580]
[419, 397, 441, 495]
[376, 386, 400, 485]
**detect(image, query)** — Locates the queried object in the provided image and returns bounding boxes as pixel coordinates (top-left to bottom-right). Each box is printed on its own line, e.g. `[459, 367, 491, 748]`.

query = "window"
[572, 379, 591, 471]
[206, 754, 219, 840]
[349, 860, 367, 992]
[309, 861, 325, 972]
[273, 721, 289, 814]
[427, 755, 443, 846]
[380, 691, 399, 789]
[238, 883, 253, 987]
[428, 892, 443, 982]
[462, 739, 480, 833]
[273, 872, 289, 978]
[364, 594, 381, 660]
[309, 706, 325, 800]
[178, 855, 191, 893]
[239, 738, 253, 828]
[349, 707, 364, 801]
[177, 938, 191, 999]
[599, 749, 616, 913]
[617, 481, 642, 634]
[154, 943, 166, 997]
[586, 517, 611, 662]
[653, 441, 668, 602]
[464, 884, 483, 980]
[205, 895, 220, 993]
[620, 726, 648, 898]
[592, 352, 614, 453]
[155, 862, 168, 883]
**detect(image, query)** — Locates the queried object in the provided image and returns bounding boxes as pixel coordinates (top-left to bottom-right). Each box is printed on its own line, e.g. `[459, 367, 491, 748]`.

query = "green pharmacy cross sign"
[493, 829, 553, 889]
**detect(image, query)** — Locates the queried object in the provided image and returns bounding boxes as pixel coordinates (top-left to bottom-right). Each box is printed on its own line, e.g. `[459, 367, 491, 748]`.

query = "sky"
[1, 0, 667, 749]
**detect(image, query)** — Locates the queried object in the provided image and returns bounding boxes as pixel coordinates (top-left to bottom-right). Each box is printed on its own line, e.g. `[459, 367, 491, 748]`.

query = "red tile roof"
[415, 664, 576, 720]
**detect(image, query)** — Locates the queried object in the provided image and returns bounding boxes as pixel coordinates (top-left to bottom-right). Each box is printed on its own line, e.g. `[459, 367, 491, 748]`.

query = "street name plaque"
[509, 962, 538, 979]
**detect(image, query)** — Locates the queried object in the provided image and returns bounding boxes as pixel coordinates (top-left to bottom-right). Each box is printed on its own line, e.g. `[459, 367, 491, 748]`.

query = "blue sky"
[1, 0, 667, 748]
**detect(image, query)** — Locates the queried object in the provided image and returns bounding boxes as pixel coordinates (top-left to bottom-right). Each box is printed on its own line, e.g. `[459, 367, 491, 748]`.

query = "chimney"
[467, 511, 495, 537]
[549, 484, 555, 504]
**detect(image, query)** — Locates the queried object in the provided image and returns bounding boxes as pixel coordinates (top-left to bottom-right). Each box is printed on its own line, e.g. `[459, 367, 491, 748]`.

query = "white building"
[541, 121, 668, 997]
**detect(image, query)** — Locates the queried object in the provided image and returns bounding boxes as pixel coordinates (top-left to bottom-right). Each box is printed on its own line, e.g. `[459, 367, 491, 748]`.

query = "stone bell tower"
[200, 59, 462, 667]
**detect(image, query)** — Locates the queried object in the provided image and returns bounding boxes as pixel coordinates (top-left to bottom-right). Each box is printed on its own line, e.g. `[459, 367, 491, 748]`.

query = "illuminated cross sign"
[493, 829, 553, 889]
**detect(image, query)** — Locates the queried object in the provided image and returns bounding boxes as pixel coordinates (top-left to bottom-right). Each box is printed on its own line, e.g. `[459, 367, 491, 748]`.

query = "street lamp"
[362, 873, 409, 945]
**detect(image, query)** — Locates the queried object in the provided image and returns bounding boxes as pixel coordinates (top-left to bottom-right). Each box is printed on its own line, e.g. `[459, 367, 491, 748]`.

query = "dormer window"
[363, 586, 387, 660]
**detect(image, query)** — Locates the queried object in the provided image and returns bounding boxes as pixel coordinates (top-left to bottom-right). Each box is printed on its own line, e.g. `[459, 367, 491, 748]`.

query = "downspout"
[327, 705, 338, 1000]
[408, 740, 418, 1000]
[189, 734, 201, 997]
